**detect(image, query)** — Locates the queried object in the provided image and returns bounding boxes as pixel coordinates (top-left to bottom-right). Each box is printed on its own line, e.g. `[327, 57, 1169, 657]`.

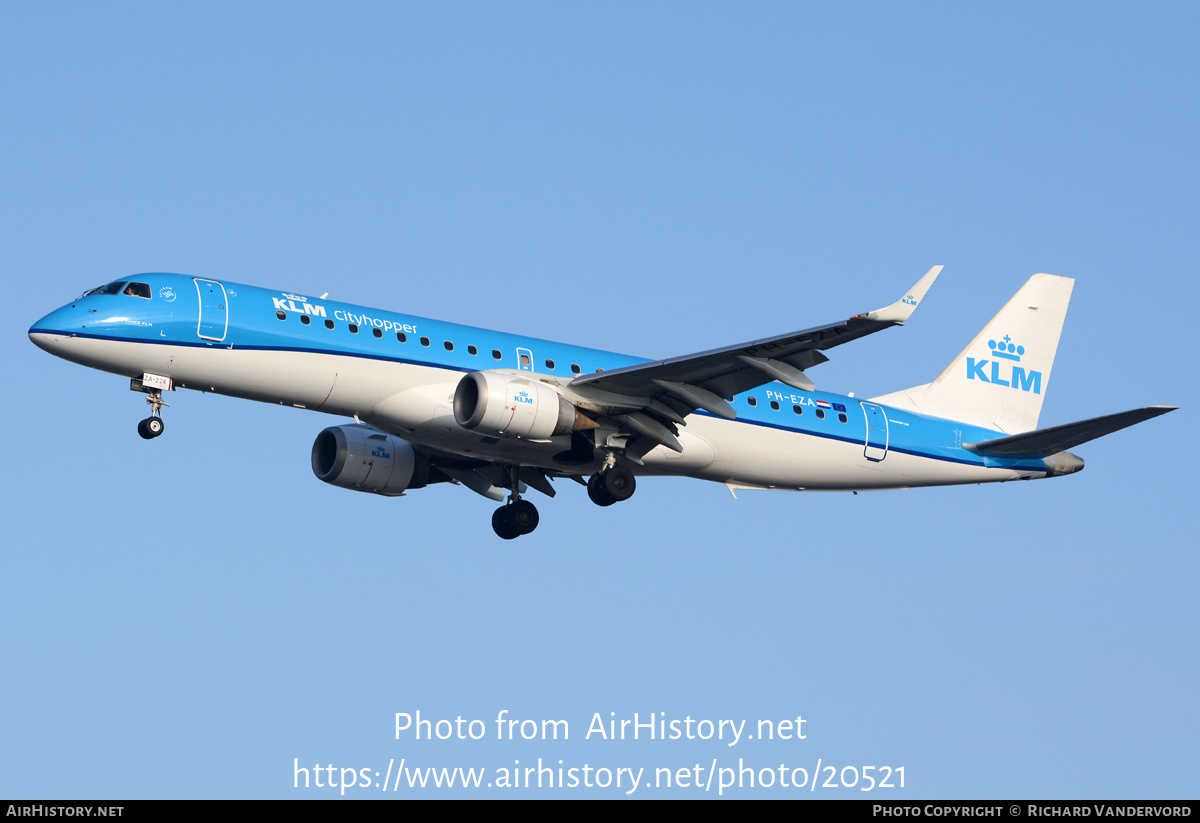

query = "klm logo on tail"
[966, 335, 1042, 393]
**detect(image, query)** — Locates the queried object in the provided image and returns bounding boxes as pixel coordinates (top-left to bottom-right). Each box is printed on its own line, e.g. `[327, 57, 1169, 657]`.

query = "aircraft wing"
[569, 266, 941, 422]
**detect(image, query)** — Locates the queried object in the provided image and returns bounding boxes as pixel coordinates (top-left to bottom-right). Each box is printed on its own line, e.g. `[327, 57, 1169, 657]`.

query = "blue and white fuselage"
[29, 270, 1172, 536]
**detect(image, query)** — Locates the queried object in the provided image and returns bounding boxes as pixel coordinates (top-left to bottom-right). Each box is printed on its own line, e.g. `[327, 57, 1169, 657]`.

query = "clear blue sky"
[2, 2, 1196, 798]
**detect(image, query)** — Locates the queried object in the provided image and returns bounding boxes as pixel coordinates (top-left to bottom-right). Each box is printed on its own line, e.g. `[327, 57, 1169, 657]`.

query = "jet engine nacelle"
[453, 371, 593, 439]
[311, 425, 429, 496]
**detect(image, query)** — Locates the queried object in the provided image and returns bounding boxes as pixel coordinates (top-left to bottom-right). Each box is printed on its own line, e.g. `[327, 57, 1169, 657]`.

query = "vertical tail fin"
[872, 274, 1074, 433]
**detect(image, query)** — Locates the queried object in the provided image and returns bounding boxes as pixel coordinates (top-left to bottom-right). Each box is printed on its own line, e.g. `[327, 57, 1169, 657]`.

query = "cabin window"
[491, 349, 502, 360]
[468, 345, 478, 356]
[397, 332, 407, 342]
[571, 363, 581, 374]
[816, 408, 825, 419]
[348, 323, 359, 334]
[373, 327, 382, 338]
[838, 412, 848, 423]
[123, 282, 151, 299]
[793, 404, 803, 415]
[545, 359, 555, 370]
[420, 337, 430, 347]
[444, 341, 454, 351]
[770, 400, 780, 411]
[519, 353, 531, 367]
[300, 314, 311, 325]
[325, 319, 335, 329]
[276, 310, 287, 321]
[748, 396, 757, 407]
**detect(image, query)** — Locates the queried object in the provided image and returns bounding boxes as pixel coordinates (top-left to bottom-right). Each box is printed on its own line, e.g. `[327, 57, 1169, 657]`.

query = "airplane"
[29, 267, 1174, 539]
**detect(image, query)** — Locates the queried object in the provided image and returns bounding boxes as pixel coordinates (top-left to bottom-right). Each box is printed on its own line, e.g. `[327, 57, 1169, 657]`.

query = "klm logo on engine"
[513, 390, 533, 405]
[371, 448, 391, 459]
[272, 292, 327, 317]
[966, 335, 1042, 394]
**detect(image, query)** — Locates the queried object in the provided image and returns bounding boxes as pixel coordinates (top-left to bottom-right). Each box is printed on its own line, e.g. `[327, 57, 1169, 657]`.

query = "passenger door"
[861, 401, 888, 462]
[194, 279, 228, 342]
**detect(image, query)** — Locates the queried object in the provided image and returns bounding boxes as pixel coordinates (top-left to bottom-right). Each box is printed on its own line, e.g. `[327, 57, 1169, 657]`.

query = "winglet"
[864, 265, 942, 324]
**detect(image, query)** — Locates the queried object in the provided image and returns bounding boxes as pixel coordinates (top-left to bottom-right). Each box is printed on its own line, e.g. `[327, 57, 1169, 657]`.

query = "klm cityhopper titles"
[29, 268, 1174, 538]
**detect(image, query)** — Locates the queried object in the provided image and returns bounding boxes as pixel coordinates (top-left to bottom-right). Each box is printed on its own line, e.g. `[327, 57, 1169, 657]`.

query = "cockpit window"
[123, 282, 152, 299]
[83, 281, 128, 297]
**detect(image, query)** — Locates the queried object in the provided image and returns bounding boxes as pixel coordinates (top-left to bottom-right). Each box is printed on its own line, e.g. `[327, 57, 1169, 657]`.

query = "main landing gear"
[487, 462, 637, 537]
[492, 498, 539, 540]
[587, 465, 636, 507]
[492, 465, 540, 540]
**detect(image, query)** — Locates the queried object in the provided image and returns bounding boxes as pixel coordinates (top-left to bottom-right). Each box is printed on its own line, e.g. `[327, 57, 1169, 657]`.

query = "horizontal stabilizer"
[964, 406, 1176, 456]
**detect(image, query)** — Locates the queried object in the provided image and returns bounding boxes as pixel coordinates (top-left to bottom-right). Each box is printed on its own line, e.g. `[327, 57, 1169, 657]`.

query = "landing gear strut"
[587, 465, 636, 507]
[491, 465, 539, 539]
[136, 387, 169, 440]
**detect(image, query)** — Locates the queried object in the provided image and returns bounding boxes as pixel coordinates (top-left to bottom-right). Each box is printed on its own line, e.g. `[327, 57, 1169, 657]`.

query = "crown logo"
[902, 293, 917, 306]
[988, 335, 1025, 362]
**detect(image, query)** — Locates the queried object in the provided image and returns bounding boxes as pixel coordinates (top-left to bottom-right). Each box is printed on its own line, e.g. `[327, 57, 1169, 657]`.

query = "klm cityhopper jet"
[29, 267, 1174, 538]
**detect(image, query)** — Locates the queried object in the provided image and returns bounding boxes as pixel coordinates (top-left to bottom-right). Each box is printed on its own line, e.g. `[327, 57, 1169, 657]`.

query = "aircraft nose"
[29, 303, 83, 352]
[29, 311, 63, 351]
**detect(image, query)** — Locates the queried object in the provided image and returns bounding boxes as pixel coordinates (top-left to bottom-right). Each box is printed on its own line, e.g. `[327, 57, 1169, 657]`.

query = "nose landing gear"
[137, 415, 165, 439]
[131, 378, 169, 440]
